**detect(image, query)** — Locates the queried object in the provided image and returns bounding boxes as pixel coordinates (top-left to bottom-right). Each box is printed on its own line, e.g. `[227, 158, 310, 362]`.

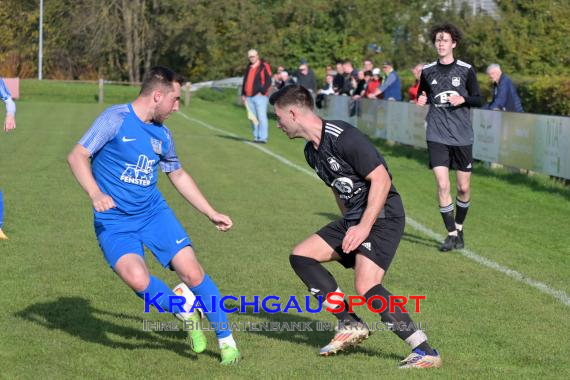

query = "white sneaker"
[319, 322, 369, 356]
[399, 348, 442, 369]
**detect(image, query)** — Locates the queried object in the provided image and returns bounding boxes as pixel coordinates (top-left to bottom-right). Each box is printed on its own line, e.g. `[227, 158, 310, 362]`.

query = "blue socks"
[135, 275, 176, 312]
[135, 273, 232, 339]
[191, 274, 231, 338]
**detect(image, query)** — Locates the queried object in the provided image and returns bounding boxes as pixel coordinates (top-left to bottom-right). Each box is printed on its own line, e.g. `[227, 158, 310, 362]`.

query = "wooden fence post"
[98, 78, 104, 104]
[184, 82, 191, 107]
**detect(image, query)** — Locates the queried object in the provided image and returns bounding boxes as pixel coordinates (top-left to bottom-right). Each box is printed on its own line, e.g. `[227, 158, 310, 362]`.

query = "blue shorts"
[94, 207, 192, 269]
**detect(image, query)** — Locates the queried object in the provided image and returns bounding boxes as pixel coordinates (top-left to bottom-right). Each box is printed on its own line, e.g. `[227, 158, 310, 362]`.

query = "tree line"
[1, 0, 569, 83]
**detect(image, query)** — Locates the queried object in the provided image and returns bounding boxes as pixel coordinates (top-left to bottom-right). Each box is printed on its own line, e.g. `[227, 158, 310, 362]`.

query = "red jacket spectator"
[242, 58, 272, 96]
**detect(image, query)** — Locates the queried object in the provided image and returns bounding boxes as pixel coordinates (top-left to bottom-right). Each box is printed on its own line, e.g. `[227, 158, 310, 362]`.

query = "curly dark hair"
[430, 23, 463, 44]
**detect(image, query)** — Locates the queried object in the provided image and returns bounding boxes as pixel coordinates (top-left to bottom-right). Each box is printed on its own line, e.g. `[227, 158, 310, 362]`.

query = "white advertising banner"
[472, 109, 502, 163]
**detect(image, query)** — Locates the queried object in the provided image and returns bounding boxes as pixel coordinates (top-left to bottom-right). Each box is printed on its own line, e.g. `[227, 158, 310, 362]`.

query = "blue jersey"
[79, 104, 181, 219]
[0, 79, 11, 102]
[0, 78, 16, 115]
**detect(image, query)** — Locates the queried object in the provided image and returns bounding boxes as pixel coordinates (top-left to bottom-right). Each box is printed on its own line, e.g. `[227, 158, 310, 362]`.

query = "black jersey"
[418, 59, 483, 146]
[304, 120, 405, 220]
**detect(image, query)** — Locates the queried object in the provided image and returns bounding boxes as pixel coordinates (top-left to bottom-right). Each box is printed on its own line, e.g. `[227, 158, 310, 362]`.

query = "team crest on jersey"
[151, 138, 163, 155]
[434, 90, 460, 105]
[452, 77, 461, 87]
[331, 177, 354, 194]
[120, 154, 155, 186]
[327, 157, 341, 171]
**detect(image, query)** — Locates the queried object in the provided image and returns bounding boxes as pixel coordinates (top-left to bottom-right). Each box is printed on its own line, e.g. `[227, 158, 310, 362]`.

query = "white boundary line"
[177, 112, 570, 307]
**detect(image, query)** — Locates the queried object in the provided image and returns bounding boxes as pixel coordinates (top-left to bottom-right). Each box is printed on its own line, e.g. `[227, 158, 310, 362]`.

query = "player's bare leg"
[291, 234, 369, 356]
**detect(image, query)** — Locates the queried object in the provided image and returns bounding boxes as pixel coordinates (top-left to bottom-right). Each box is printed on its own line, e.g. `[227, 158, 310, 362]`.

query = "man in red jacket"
[241, 49, 272, 143]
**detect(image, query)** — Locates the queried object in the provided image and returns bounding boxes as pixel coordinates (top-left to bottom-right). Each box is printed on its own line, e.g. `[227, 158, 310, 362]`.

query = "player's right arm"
[415, 71, 430, 106]
[67, 144, 116, 212]
[0, 79, 16, 132]
[67, 107, 123, 212]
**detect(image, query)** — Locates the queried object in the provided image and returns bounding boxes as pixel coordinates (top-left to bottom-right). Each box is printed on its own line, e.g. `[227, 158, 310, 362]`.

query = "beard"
[151, 112, 169, 124]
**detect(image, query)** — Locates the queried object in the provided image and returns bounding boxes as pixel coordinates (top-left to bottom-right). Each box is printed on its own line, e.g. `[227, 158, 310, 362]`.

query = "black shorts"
[427, 141, 473, 172]
[316, 217, 405, 271]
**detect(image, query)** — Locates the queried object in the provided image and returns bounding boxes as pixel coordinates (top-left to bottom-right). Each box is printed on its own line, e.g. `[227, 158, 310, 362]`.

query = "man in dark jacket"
[294, 61, 317, 94]
[483, 64, 523, 112]
[241, 49, 272, 143]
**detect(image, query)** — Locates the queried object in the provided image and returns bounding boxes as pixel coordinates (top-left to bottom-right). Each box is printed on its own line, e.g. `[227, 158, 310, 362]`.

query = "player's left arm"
[449, 67, 484, 107]
[416, 71, 430, 106]
[167, 168, 233, 231]
[342, 164, 391, 253]
[337, 129, 391, 253]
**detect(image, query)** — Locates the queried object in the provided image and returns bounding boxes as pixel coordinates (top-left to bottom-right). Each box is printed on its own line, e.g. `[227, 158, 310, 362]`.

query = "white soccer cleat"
[399, 348, 442, 369]
[172, 283, 207, 353]
[319, 322, 369, 356]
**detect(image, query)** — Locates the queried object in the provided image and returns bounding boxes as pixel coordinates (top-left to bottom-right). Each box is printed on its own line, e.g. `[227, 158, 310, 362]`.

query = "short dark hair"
[269, 85, 314, 109]
[140, 66, 185, 95]
[430, 23, 463, 44]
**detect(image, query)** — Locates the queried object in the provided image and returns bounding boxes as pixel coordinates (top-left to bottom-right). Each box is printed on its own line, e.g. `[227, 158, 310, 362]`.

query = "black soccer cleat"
[439, 234, 457, 252]
[455, 229, 464, 249]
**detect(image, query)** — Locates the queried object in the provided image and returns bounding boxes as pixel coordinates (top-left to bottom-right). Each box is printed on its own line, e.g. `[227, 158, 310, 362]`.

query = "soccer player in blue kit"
[67, 66, 240, 365]
[0, 78, 17, 240]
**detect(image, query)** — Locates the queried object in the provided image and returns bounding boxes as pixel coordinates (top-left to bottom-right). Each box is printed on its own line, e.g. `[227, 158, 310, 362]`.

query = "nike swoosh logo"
[176, 237, 188, 244]
[122, 136, 136, 142]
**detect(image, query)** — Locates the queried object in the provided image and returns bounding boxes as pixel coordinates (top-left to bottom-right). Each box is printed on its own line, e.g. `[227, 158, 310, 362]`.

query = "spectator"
[408, 63, 424, 102]
[363, 59, 374, 72]
[319, 74, 336, 95]
[340, 60, 356, 95]
[241, 49, 272, 143]
[333, 61, 345, 94]
[315, 73, 336, 109]
[294, 61, 317, 94]
[483, 64, 524, 112]
[352, 70, 367, 99]
[276, 70, 294, 90]
[376, 62, 402, 101]
[365, 68, 382, 98]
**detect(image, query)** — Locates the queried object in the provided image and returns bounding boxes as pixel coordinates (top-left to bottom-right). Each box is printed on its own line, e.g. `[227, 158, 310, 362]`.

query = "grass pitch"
[1, 82, 569, 379]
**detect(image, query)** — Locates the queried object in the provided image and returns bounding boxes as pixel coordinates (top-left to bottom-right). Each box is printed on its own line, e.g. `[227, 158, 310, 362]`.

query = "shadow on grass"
[401, 231, 441, 249]
[372, 138, 570, 201]
[237, 304, 402, 360]
[15, 296, 219, 360]
[216, 134, 250, 142]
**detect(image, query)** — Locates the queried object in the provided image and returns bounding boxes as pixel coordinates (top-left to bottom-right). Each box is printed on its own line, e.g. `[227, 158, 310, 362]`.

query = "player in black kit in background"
[416, 23, 483, 252]
[269, 84, 442, 369]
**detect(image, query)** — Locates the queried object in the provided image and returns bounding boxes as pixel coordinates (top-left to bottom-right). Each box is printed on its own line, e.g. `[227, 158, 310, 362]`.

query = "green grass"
[1, 81, 569, 379]
[18, 79, 140, 104]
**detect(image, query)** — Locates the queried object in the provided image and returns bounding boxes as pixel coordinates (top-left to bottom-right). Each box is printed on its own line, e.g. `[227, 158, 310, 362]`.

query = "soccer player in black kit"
[416, 23, 483, 251]
[269, 85, 442, 369]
